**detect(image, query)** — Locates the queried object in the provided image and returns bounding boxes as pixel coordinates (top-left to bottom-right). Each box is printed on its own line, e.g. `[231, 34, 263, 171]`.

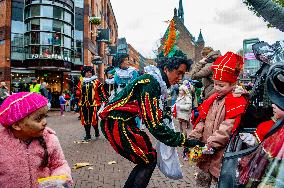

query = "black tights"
[84, 124, 100, 139]
[124, 161, 157, 188]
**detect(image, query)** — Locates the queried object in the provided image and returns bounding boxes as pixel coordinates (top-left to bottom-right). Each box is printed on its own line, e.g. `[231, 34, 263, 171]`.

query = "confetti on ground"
[107, 161, 117, 165]
[73, 163, 92, 169]
[73, 140, 89, 144]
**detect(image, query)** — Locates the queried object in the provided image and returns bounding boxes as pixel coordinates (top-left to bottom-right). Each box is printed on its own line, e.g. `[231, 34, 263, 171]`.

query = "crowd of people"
[0, 40, 283, 188]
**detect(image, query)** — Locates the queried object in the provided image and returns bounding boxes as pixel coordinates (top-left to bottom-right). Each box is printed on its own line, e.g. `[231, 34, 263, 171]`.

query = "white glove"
[239, 133, 256, 146]
[97, 103, 105, 117]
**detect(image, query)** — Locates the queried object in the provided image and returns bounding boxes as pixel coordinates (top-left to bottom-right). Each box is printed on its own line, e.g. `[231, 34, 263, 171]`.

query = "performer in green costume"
[99, 51, 204, 187]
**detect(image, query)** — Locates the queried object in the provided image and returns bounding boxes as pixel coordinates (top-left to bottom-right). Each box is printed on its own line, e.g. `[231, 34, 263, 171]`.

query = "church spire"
[197, 29, 204, 44]
[178, 0, 184, 23]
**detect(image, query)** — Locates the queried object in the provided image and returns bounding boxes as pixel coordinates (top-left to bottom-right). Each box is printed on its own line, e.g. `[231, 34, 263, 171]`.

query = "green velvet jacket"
[100, 73, 185, 147]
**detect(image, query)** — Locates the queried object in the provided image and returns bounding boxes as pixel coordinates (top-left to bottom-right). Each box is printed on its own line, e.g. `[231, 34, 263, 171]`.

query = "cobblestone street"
[47, 111, 198, 188]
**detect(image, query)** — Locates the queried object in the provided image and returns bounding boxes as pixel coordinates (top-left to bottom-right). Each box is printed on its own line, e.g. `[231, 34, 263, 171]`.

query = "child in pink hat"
[0, 92, 72, 187]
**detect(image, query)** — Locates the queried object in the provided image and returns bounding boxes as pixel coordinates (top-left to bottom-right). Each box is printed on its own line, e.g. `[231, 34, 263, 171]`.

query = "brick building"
[128, 43, 140, 70]
[117, 37, 146, 72]
[0, 0, 118, 106]
[83, 0, 118, 81]
[0, 0, 12, 88]
[158, 0, 205, 63]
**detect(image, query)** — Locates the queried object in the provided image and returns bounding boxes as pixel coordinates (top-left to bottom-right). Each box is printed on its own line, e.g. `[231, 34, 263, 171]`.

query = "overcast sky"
[111, 0, 284, 58]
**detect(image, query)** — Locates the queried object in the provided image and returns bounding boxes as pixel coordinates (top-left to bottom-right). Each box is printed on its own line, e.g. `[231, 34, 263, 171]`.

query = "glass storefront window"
[42, 0, 51, 3]
[54, 46, 61, 55]
[11, 21, 25, 34]
[64, 36, 71, 49]
[31, 0, 40, 3]
[41, 5, 53, 18]
[53, 7, 62, 19]
[41, 46, 52, 57]
[30, 5, 40, 17]
[25, 0, 40, 4]
[53, 20, 62, 32]
[30, 46, 40, 54]
[24, 33, 30, 46]
[11, 33, 23, 47]
[64, 24, 71, 36]
[40, 32, 53, 45]
[74, 30, 83, 40]
[30, 19, 40, 30]
[53, 33, 61, 45]
[31, 32, 40, 44]
[25, 7, 30, 18]
[64, 12, 72, 23]
[41, 19, 52, 31]
[26, 23, 30, 32]
[63, 49, 71, 61]
[75, 0, 84, 8]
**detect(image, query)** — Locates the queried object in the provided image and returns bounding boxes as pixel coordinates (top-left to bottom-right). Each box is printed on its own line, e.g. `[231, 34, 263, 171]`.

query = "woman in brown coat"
[189, 47, 221, 99]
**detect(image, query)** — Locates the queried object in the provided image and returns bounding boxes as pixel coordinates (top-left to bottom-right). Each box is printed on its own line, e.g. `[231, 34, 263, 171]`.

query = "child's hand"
[201, 145, 215, 155]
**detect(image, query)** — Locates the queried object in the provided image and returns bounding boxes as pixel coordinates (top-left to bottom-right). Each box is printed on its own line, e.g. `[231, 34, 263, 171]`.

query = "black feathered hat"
[156, 49, 192, 71]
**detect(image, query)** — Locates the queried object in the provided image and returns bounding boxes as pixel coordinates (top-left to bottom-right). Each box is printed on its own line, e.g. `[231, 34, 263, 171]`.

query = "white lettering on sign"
[31, 54, 71, 61]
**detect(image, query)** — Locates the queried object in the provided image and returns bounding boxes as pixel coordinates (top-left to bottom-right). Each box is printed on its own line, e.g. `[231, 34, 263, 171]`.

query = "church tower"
[158, 0, 206, 63]
[195, 29, 205, 61]
[178, 0, 184, 24]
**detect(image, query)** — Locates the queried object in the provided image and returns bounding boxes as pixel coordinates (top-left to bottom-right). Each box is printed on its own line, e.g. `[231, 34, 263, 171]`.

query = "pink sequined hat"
[0, 92, 48, 127]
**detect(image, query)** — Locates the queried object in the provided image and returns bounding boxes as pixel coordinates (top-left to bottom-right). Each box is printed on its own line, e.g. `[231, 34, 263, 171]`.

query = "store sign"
[107, 45, 117, 56]
[92, 56, 103, 65]
[96, 29, 110, 42]
[244, 52, 256, 60]
[31, 54, 71, 62]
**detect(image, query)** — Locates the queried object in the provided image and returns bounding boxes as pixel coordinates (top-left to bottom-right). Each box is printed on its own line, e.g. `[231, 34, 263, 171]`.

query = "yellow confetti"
[72, 163, 92, 169]
[107, 161, 117, 165]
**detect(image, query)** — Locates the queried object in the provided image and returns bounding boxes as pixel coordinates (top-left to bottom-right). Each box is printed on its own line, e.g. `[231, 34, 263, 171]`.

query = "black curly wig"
[104, 66, 115, 75]
[112, 53, 129, 67]
[81, 66, 95, 76]
[156, 50, 192, 71]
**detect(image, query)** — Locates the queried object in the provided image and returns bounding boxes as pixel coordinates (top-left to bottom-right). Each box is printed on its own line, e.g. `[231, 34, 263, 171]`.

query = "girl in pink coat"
[0, 92, 72, 188]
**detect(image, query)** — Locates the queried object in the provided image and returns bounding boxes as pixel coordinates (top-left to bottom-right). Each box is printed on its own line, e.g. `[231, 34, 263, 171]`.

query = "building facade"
[128, 44, 140, 70]
[117, 37, 146, 72]
[0, 0, 118, 106]
[158, 0, 205, 64]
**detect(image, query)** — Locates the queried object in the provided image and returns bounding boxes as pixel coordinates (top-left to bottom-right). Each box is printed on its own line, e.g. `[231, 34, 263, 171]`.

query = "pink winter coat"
[0, 127, 72, 188]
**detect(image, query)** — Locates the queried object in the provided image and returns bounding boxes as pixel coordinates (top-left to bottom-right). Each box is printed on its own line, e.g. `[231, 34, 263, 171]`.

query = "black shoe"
[95, 133, 100, 138]
[82, 136, 91, 141]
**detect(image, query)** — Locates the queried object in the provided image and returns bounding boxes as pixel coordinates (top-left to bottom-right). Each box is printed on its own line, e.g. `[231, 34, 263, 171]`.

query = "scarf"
[194, 92, 247, 132]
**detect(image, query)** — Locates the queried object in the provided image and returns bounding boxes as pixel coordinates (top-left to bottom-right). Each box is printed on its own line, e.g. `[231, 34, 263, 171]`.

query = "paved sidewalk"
[47, 111, 198, 188]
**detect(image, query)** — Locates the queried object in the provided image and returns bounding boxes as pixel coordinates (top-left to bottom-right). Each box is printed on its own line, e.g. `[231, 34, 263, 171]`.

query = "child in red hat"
[0, 92, 72, 187]
[188, 52, 248, 187]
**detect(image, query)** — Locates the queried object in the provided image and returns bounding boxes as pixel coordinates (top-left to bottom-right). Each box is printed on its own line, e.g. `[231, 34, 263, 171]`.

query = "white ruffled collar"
[115, 67, 136, 79]
[144, 65, 168, 98]
[105, 78, 114, 84]
[83, 75, 97, 83]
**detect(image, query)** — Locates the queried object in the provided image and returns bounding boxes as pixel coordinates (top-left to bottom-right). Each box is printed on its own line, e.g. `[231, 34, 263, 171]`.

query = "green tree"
[243, 0, 284, 31]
